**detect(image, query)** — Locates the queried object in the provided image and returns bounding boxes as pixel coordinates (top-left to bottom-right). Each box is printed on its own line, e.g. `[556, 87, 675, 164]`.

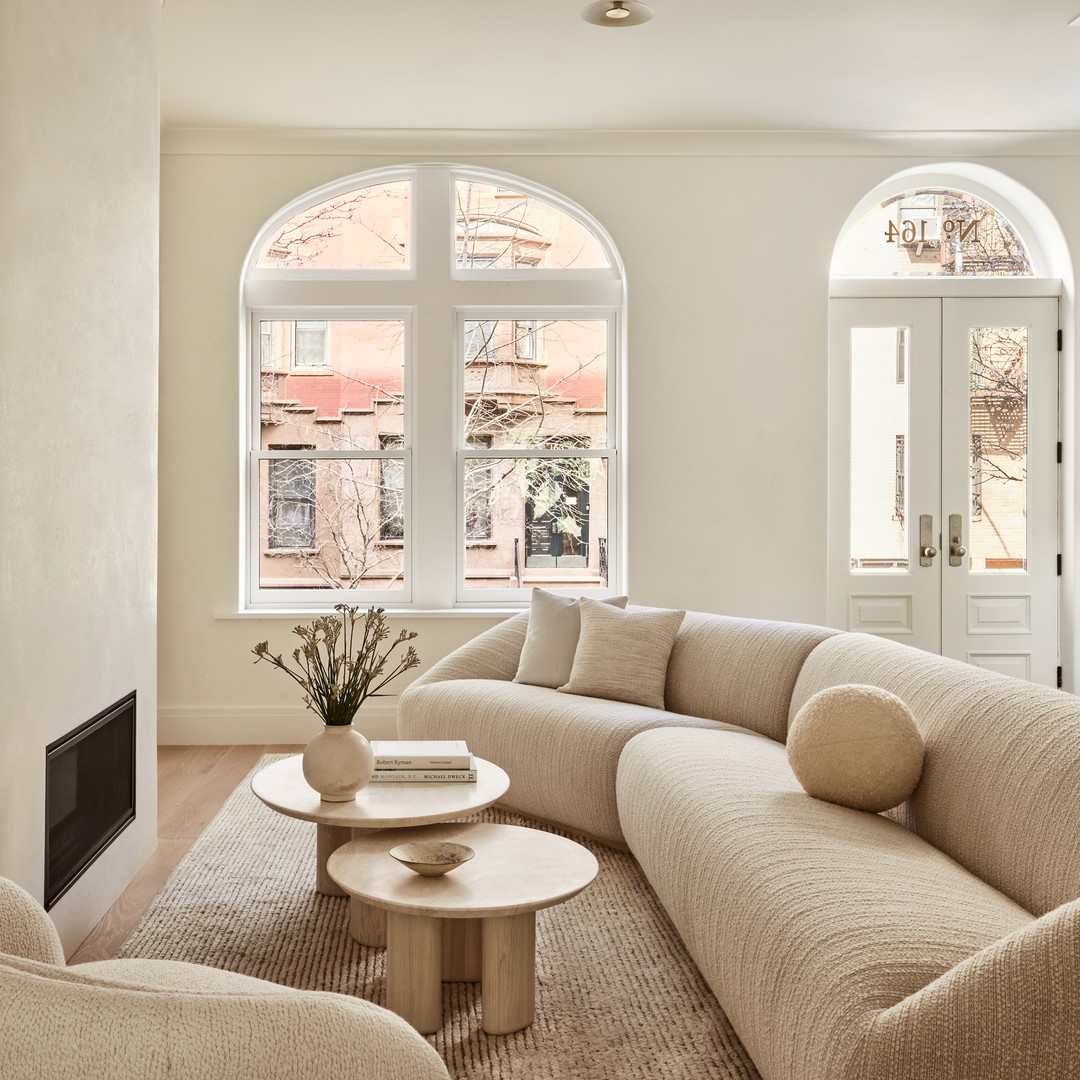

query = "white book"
[370, 739, 473, 770]
[368, 768, 478, 783]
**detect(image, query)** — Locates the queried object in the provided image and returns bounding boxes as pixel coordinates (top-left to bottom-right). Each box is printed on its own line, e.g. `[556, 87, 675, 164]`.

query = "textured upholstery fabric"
[0, 881, 450, 1080]
[617, 728, 1036, 1080]
[664, 613, 840, 742]
[514, 588, 628, 688]
[559, 599, 685, 709]
[791, 632, 1080, 917]
[400, 677, 763, 844]
[0, 877, 65, 965]
[787, 684, 924, 812]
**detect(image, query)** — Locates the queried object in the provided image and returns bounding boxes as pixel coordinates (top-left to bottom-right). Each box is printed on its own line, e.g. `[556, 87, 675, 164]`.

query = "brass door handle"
[919, 515, 937, 566]
[948, 514, 966, 567]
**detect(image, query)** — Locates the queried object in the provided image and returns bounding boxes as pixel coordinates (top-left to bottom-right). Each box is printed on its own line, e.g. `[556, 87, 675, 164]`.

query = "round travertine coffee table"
[251, 755, 510, 944]
[327, 821, 599, 1035]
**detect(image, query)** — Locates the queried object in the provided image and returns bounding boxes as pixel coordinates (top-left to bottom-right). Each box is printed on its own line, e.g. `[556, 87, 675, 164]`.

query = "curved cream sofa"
[0, 877, 450, 1080]
[399, 607, 1080, 1080]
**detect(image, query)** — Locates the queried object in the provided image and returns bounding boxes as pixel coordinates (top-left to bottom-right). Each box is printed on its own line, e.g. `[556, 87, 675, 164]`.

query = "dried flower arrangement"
[253, 604, 419, 726]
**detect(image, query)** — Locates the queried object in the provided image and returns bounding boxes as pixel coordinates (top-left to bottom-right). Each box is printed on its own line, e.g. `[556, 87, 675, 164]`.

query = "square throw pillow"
[513, 588, 629, 689]
[558, 598, 686, 710]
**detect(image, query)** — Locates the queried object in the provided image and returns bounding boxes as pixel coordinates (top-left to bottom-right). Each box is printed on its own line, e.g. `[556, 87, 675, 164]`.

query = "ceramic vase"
[301, 723, 375, 802]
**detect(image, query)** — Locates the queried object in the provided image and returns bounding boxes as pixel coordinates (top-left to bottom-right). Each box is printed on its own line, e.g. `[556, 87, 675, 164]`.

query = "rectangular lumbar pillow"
[558, 597, 686, 710]
[513, 588, 629, 689]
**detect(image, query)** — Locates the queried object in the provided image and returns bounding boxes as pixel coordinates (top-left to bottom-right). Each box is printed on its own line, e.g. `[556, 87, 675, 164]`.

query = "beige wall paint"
[159, 141, 1080, 740]
[0, 0, 160, 951]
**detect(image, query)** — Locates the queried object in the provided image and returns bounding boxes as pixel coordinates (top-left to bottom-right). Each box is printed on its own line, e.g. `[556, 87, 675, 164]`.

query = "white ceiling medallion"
[581, 0, 654, 27]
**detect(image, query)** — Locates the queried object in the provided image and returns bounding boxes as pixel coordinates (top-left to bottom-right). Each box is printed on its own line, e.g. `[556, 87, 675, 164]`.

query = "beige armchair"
[0, 876, 450, 1080]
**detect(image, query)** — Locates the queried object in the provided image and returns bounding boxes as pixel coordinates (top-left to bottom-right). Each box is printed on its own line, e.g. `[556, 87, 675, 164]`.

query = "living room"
[4, 2, 1080, 1077]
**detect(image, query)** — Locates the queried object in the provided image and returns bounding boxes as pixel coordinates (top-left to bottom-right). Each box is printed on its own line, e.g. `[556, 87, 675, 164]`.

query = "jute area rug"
[119, 757, 760, 1080]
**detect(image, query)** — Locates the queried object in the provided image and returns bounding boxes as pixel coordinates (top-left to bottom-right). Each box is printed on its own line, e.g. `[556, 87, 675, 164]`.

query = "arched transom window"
[832, 187, 1033, 278]
[243, 165, 624, 610]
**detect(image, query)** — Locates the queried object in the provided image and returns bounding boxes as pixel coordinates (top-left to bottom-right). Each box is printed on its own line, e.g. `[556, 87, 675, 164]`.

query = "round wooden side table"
[327, 821, 599, 1035]
[251, 754, 510, 944]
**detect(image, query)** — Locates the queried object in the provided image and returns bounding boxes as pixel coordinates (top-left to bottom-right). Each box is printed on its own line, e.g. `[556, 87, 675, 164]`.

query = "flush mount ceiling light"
[581, 0, 654, 27]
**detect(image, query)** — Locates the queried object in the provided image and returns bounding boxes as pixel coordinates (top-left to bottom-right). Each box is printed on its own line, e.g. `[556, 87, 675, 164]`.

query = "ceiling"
[162, 0, 1080, 132]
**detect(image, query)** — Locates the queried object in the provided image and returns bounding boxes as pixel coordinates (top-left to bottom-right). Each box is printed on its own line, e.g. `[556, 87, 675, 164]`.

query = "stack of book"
[368, 740, 477, 783]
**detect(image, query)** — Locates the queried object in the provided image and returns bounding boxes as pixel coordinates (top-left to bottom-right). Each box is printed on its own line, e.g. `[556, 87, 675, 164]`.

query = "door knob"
[922, 545, 938, 559]
[951, 544, 968, 558]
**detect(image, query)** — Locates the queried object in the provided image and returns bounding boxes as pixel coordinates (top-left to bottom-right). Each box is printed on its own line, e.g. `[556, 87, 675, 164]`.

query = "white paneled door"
[829, 297, 1058, 685]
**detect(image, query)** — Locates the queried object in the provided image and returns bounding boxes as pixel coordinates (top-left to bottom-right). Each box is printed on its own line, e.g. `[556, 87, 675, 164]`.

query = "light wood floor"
[68, 744, 302, 965]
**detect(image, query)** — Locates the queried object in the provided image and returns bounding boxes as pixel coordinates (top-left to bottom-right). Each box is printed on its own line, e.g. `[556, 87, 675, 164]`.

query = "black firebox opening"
[45, 692, 136, 910]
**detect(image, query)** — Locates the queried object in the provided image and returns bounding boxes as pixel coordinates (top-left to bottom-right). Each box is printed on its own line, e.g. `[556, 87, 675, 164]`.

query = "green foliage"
[253, 605, 419, 725]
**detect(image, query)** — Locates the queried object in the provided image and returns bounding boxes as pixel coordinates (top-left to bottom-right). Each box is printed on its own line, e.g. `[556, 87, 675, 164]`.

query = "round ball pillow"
[787, 684, 924, 812]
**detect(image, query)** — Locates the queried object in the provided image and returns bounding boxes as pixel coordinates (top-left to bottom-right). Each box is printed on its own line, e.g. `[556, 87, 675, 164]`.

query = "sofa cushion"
[791, 632, 1080, 917]
[559, 599, 685, 709]
[513, 589, 628, 689]
[617, 727, 1033, 1080]
[399, 678, 762, 845]
[664, 613, 840, 741]
[787, 684, 924, 812]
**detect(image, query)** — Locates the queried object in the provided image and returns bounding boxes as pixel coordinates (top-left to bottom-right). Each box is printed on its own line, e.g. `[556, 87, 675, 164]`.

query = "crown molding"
[161, 126, 1080, 158]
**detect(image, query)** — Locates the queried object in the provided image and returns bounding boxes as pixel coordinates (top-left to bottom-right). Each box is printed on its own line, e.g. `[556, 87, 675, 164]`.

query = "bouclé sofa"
[399, 607, 1080, 1080]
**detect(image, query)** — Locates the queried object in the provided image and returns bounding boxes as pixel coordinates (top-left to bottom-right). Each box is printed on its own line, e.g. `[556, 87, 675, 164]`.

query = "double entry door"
[828, 296, 1058, 685]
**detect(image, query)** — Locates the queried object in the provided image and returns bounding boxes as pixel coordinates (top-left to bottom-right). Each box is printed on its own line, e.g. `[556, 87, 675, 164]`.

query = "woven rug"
[119, 757, 760, 1080]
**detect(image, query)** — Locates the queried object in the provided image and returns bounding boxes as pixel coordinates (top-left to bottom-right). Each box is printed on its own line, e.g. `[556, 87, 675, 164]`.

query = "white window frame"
[242, 164, 625, 611]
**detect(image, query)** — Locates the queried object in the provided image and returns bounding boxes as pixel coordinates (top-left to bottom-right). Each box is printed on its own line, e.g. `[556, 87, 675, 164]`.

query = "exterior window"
[267, 452, 316, 550]
[245, 166, 622, 608]
[465, 436, 493, 540]
[293, 321, 329, 368]
[379, 434, 405, 540]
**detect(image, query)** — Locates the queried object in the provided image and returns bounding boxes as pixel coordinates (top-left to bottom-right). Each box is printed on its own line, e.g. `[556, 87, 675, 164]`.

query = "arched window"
[243, 165, 624, 609]
[832, 186, 1034, 278]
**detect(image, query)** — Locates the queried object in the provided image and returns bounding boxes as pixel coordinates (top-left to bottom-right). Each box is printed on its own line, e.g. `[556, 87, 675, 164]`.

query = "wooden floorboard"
[67, 744, 302, 965]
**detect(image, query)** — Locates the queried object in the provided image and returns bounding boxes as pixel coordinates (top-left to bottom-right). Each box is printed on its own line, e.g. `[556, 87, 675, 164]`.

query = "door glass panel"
[462, 456, 608, 590]
[850, 327, 909, 571]
[259, 320, 404, 450]
[969, 326, 1028, 571]
[256, 181, 410, 270]
[463, 320, 607, 447]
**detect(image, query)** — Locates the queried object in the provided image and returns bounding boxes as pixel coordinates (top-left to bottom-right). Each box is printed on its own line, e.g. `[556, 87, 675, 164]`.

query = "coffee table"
[327, 821, 599, 1035]
[251, 754, 510, 944]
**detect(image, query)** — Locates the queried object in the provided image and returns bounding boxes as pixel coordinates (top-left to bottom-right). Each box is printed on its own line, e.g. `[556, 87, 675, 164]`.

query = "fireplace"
[45, 692, 136, 910]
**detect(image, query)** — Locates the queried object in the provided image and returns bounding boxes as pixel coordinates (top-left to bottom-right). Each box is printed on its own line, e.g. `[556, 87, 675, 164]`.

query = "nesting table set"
[251, 755, 598, 1035]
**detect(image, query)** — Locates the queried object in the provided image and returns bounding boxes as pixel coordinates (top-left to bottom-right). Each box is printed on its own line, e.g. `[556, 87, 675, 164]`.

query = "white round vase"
[301, 724, 375, 802]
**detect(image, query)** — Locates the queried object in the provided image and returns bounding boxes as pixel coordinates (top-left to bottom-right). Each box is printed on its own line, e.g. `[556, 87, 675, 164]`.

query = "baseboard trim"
[157, 705, 400, 745]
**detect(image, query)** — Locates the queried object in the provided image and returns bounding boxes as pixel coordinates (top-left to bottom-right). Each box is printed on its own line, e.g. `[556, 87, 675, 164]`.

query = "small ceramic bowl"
[389, 841, 475, 877]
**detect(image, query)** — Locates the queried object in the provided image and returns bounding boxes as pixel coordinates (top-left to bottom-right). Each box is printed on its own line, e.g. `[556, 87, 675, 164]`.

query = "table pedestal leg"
[441, 917, 482, 981]
[315, 824, 354, 896]
[386, 911, 442, 1035]
[481, 912, 536, 1034]
[349, 895, 387, 946]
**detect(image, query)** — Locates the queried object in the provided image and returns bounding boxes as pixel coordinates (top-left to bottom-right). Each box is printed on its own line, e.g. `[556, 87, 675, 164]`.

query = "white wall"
[0, 0, 160, 952]
[158, 132, 1080, 742]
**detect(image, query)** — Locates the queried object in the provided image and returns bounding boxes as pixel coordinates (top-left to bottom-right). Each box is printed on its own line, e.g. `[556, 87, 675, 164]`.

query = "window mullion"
[411, 167, 457, 608]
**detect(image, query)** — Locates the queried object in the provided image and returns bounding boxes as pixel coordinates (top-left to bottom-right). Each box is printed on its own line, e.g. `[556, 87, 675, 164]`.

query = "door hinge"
[1058, 666, 1063, 689]
[1058, 553, 1063, 576]
[1058, 441, 1063, 464]
[1058, 329, 1063, 352]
